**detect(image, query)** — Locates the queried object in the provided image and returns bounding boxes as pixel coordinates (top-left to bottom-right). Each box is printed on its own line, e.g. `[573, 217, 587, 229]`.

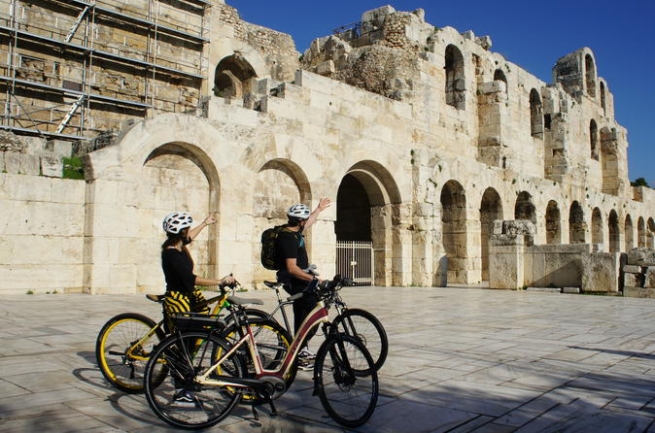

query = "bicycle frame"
[196, 299, 331, 387]
[120, 292, 229, 361]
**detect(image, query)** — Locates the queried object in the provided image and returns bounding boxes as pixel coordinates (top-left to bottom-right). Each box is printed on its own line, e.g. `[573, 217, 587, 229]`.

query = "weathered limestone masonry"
[0, 2, 654, 295]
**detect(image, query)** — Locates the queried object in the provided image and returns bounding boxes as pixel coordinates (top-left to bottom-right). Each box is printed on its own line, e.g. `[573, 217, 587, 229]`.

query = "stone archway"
[336, 161, 403, 287]
[625, 214, 634, 251]
[252, 158, 311, 281]
[592, 207, 603, 249]
[441, 180, 467, 284]
[545, 200, 562, 244]
[514, 191, 536, 224]
[569, 201, 586, 244]
[480, 187, 502, 281]
[608, 210, 620, 253]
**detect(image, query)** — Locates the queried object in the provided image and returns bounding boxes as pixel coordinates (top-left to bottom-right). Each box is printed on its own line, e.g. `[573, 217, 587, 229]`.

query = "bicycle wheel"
[144, 331, 243, 430]
[220, 318, 296, 404]
[95, 312, 166, 393]
[314, 334, 378, 428]
[332, 308, 388, 371]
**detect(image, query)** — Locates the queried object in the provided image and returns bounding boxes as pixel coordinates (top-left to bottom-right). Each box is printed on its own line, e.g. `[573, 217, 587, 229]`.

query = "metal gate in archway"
[336, 240, 373, 286]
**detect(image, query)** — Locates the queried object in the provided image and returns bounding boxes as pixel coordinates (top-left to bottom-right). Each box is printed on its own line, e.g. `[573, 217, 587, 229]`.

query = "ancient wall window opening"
[493, 69, 507, 94]
[589, 119, 599, 160]
[591, 207, 603, 247]
[569, 201, 586, 244]
[480, 188, 503, 281]
[214, 54, 257, 99]
[625, 214, 634, 251]
[529, 88, 543, 138]
[585, 53, 596, 98]
[638, 217, 646, 248]
[441, 180, 468, 284]
[445, 44, 465, 110]
[545, 200, 561, 244]
[608, 210, 620, 253]
[514, 191, 536, 224]
[600, 81, 607, 115]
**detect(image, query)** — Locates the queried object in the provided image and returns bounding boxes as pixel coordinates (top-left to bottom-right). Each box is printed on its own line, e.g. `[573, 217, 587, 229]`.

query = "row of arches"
[441, 182, 655, 284]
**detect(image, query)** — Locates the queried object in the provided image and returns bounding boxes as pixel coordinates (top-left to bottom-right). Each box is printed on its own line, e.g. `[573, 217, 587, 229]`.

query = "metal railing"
[336, 240, 373, 286]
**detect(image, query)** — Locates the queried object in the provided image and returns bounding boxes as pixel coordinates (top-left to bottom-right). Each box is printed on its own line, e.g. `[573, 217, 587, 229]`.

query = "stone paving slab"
[1, 286, 655, 432]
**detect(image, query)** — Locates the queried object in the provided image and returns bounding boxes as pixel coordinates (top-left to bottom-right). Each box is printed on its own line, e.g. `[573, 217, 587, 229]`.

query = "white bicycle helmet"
[162, 211, 193, 234]
[287, 203, 310, 220]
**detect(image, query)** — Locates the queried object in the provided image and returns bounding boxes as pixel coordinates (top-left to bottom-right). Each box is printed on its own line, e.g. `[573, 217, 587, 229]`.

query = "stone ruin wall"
[0, 3, 654, 294]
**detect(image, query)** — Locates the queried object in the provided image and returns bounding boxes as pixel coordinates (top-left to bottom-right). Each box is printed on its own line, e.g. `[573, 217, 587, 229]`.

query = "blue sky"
[227, 0, 654, 187]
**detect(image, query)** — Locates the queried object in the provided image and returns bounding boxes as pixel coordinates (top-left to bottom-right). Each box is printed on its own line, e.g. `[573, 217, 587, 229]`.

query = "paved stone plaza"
[1, 286, 655, 432]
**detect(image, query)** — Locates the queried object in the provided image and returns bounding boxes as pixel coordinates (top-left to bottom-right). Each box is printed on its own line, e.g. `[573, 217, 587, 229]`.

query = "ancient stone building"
[0, 0, 653, 294]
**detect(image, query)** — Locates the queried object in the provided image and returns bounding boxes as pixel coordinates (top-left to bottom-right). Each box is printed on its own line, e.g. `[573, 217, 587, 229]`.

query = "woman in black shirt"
[161, 211, 234, 319]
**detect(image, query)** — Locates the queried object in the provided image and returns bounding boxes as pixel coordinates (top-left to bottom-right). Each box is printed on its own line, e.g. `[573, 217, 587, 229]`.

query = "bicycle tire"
[332, 308, 388, 371]
[95, 312, 166, 393]
[314, 334, 379, 427]
[144, 331, 243, 430]
[220, 318, 296, 404]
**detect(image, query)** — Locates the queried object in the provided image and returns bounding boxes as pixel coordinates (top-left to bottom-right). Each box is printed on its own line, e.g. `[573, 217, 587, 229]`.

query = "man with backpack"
[275, 197, 331, 369]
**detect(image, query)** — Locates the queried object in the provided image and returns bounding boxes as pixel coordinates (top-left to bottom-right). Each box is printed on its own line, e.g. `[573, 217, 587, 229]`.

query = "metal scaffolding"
[0, 0, 210, 142]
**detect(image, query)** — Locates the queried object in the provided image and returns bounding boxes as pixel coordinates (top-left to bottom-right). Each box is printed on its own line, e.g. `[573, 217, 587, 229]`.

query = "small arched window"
[590, 119, 599, 160]
[585, 53, 596, 98]
[445, 45, 466, 110]
[529, 89, 543, 138]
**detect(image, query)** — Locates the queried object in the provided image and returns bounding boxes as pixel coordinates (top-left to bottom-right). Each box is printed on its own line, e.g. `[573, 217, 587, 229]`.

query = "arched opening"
[600, 81, 607, 115]
[569, 201, 586, 244]
[336, 161, 402, 286]
[590, 119, 599, 160]
[445, 44, 466, 110]
[142, 143, 218, 284]
[514, 191, 536, 224]
[214, 54, 257, 99]
[601, 127, 619, 195]
[545, 200, 561, 244]
[253, 159, 311, 280]
[591, 207, 603, 248]
[608, 210, 620, 253]
[530, 88, 543, 138]
[441, 180, 468, 284]
[648, 218, 655, 249]
[480, 188, 503, 281]
[585, 53, 596, 98]
[625, 214, 634, 251]
[493, 69, 507, 93]
[638, 217, 646, 248]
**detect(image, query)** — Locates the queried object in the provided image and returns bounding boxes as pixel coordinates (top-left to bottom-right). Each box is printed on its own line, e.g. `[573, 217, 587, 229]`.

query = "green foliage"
[63, 156, 84, 180]
[631, 177, 650, 188]
[26, 289, 34, 295]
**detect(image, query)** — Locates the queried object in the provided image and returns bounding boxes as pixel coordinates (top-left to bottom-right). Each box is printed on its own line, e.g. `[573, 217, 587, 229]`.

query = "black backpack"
[260, 225, 289, 270]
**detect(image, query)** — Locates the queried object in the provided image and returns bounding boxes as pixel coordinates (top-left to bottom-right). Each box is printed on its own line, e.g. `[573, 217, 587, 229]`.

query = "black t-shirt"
[161, 248, 196, 293]
[275, 229, 309, 292]
[276, 229, 308, 270]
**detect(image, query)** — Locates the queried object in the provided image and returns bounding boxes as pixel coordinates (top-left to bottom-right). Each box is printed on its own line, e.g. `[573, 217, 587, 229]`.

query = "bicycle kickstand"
[250, 398, 278, 420]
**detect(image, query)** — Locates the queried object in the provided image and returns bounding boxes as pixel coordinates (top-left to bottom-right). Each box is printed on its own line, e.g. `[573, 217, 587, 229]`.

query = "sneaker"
[298, 348, 316, 361]
[298, 358, 314, 371]
[172, 390, 196, 408]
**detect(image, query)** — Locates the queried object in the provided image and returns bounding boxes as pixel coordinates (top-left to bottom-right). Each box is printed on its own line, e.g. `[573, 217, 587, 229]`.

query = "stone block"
[627, 248, 655, 266]
[562, 287, 581, 294]
[623, 287, 655, 299]
[645, 268, 655, 288]
[45, 140, 72, 157]
[40, 156, 62, 178]
[624, 273, 642, 288]
[5, 153, 40, 175]
[582, 252, 619, 292]
[623, 265, 642, 274]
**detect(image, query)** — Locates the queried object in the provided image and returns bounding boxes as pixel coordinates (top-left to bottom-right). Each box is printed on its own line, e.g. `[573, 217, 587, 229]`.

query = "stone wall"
[0, 3, 654, 295]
